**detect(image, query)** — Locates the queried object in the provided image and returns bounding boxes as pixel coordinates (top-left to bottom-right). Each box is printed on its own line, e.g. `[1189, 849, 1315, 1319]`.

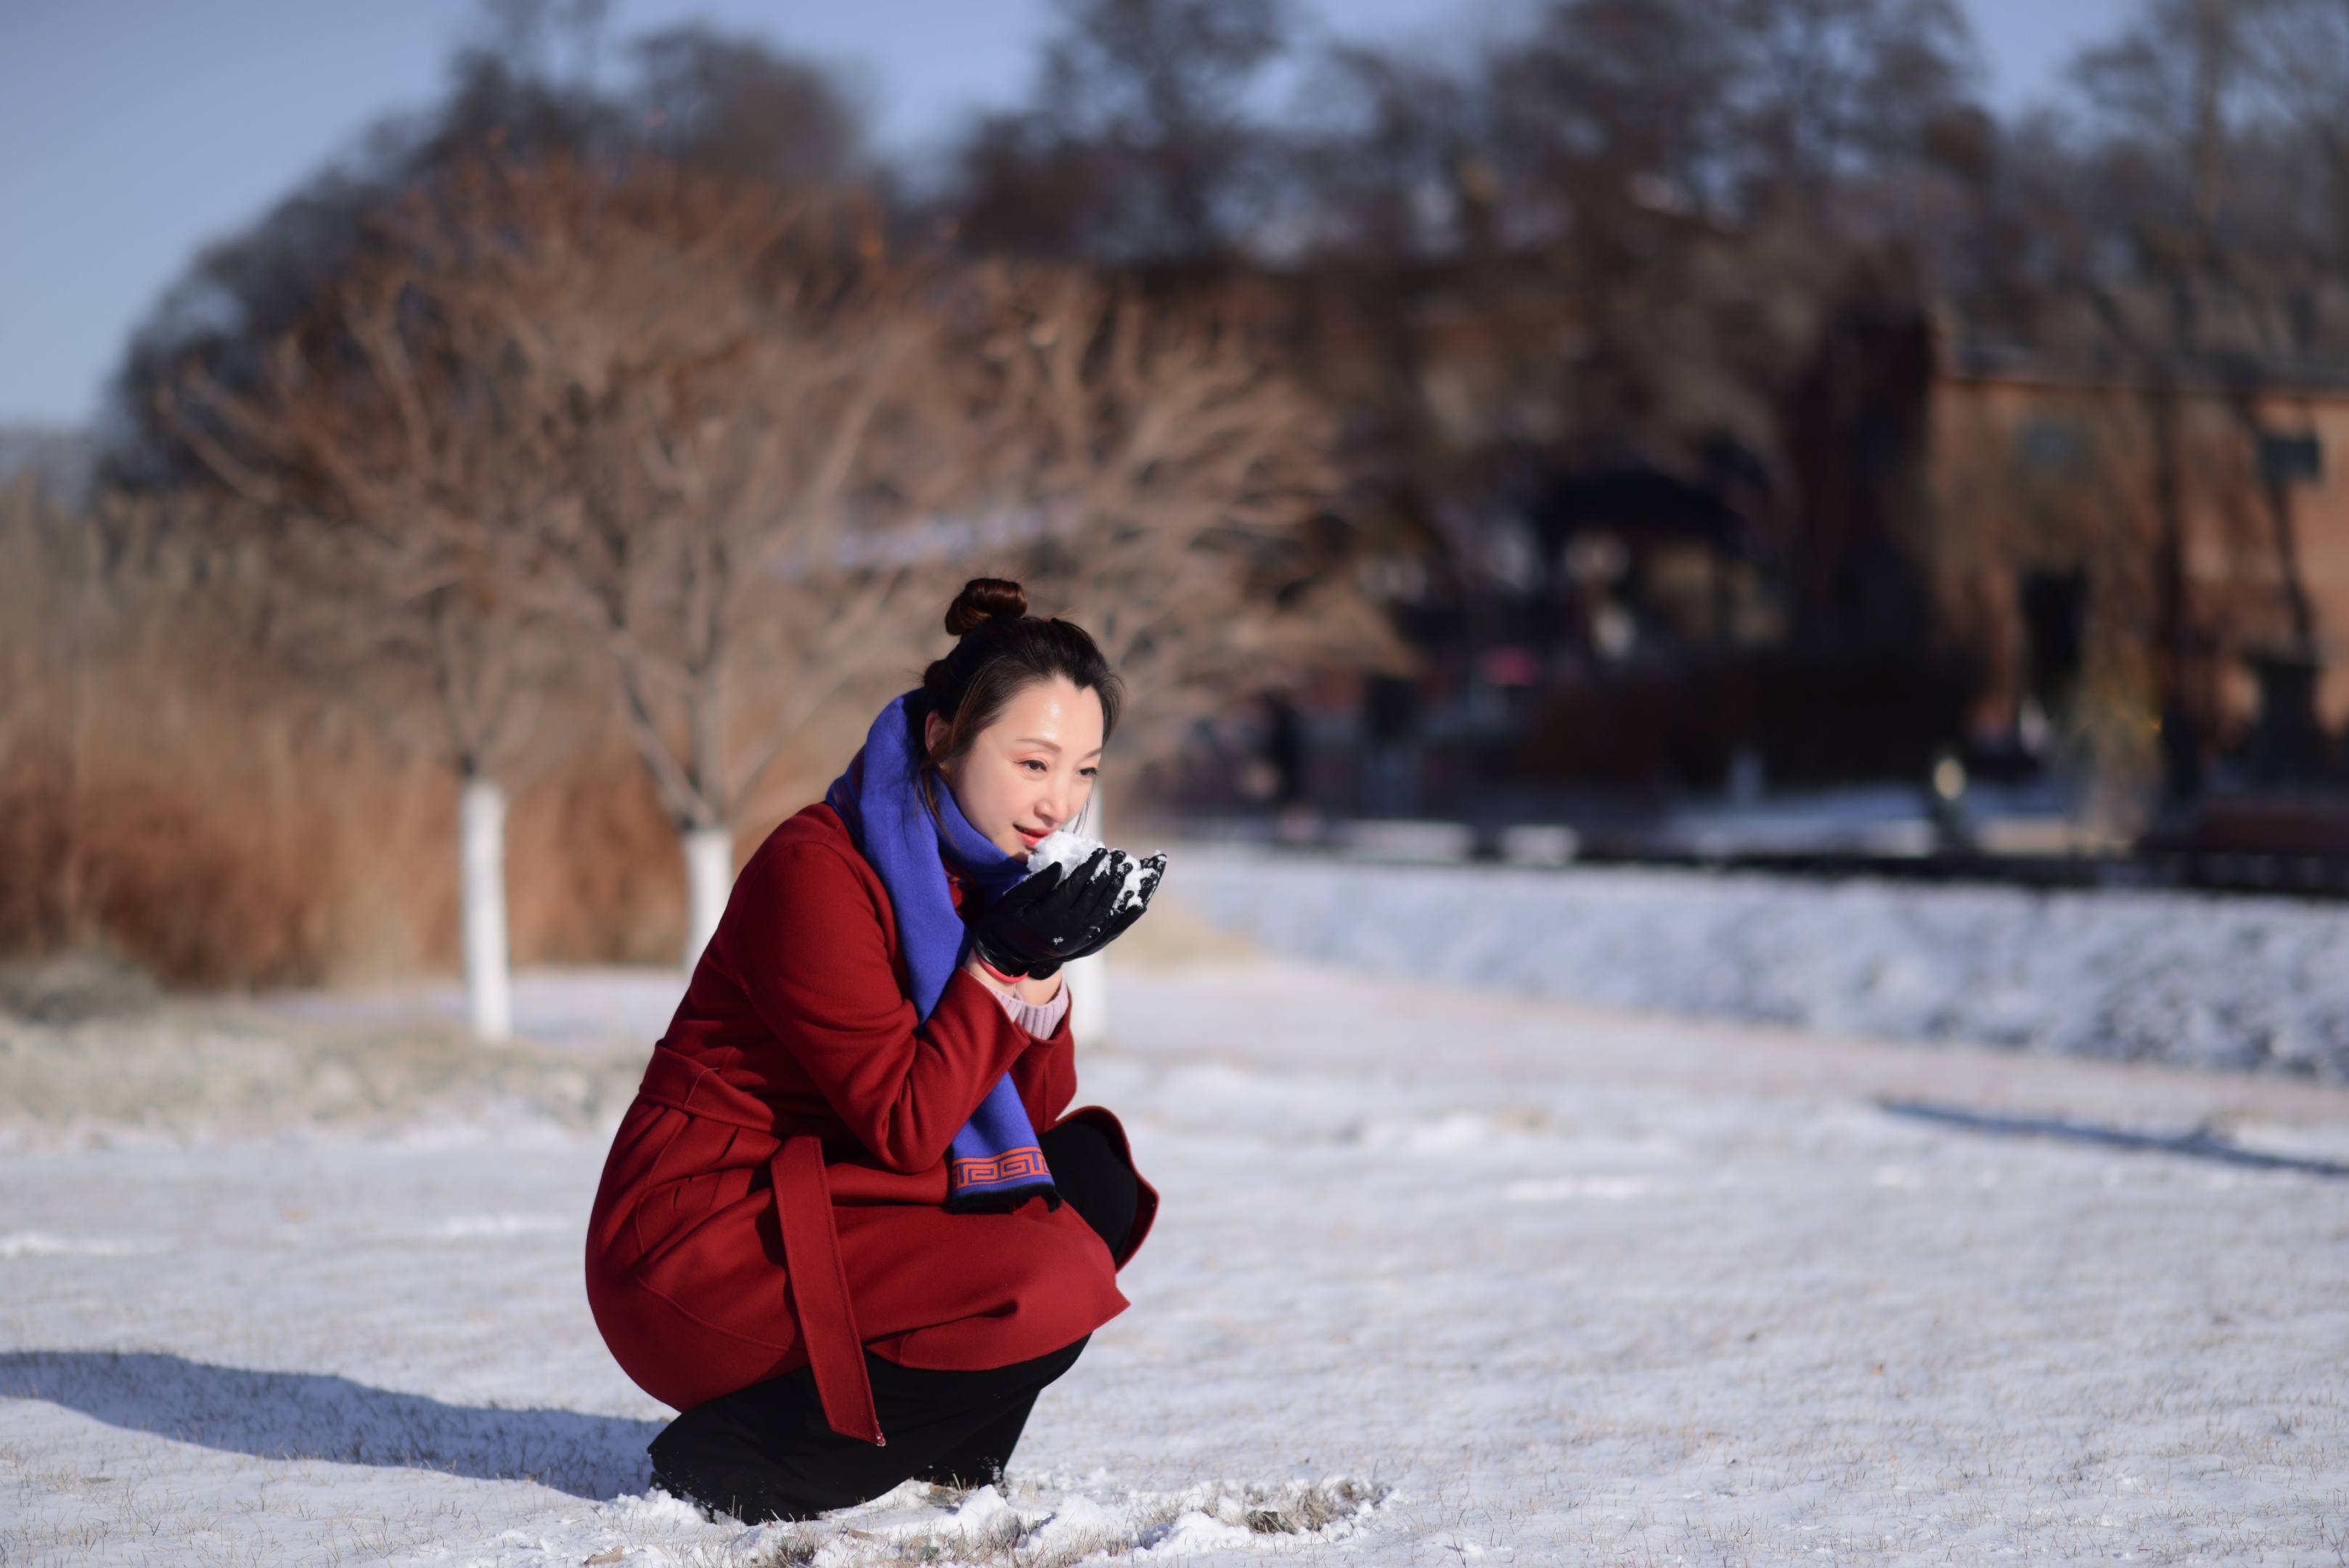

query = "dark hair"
[919, 578, 1122, 790]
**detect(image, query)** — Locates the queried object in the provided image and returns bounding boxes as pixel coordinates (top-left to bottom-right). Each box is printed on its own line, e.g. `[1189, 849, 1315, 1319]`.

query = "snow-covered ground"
[1172, 846, 2349, 1079]
[7, 932, 2349, 1564]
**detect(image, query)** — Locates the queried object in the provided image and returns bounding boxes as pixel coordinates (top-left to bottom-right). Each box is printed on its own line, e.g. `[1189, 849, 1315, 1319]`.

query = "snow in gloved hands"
[1026, 830, 1164, 918]
[1026, 828, 1103, 877]
[968, 834, 1166, 979]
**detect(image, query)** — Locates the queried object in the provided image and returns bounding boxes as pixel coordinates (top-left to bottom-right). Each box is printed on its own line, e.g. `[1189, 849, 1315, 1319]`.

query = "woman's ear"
[923, 711, 951, 757]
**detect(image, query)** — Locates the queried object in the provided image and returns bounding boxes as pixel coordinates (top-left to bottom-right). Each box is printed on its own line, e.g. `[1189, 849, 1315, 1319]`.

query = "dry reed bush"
[0, 475, 427, 987]
[501, 722, 687, 967]
[0, 475, 690, 988]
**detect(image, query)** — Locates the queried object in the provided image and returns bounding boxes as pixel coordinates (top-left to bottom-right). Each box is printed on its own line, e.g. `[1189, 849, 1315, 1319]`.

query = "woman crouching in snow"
[585, 577, 1165, 1522]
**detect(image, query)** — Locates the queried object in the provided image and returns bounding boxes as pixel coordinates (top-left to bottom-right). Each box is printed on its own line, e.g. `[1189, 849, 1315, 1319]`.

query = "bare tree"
[1495, 0, 1976, 230]
[111, 9, 866, 491]
[1727, 0, 1978, 216]
[952, 0, 1293, 261]
[2074, 0, 2266, 249]
[159, 160, 592, 1038]
[2239, 0, 2349, 266]
[1290, 44, 1501, 261]
[459, 159, 979, 965]
[481, 163, 1395, 955]
[951, 268, 1406, 768]
[162, 150, 997, 979]
[632, 25, 867, 187]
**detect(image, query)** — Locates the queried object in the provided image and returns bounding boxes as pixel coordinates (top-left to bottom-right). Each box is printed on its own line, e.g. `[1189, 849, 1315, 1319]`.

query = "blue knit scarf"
[825, 693, 1060, 1213]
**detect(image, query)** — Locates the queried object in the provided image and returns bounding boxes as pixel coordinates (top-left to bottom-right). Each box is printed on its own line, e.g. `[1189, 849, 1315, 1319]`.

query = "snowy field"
[6, 906, 2349, 1563]
[1173, 848, 2349, 1079]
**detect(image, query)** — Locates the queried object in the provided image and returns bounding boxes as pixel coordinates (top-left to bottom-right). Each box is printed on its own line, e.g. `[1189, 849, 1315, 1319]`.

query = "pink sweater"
[991, 982, 1071, 1039]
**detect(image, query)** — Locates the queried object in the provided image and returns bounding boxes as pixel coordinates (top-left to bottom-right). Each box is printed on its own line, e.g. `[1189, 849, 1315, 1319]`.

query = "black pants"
[649, 1119, 1137, 1523]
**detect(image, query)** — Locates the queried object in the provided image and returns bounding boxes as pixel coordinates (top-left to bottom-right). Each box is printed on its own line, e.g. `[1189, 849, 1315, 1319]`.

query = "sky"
[0, 0, 2136, 430]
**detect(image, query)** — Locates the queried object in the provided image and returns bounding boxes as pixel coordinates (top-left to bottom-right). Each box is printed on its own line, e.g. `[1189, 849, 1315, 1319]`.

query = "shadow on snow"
[1879, 1100, 2349, 1178]
[0, 1350, 662, 1499]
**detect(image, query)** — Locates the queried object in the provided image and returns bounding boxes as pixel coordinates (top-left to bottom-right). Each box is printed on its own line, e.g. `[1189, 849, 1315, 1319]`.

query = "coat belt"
[637, 1048, 884, 1445]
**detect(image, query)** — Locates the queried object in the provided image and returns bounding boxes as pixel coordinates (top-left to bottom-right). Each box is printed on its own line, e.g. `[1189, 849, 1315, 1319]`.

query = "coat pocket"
[629, 1120, 774, 1278]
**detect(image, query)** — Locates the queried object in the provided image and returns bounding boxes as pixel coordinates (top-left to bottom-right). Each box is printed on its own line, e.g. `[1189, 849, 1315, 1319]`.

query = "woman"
[585, 578, 1165, 1523]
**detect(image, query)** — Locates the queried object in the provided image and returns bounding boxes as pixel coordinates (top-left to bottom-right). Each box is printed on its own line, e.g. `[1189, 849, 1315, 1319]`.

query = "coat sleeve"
[1013, 1011, 1078, 1132]
[723, 838, 1031, 1173]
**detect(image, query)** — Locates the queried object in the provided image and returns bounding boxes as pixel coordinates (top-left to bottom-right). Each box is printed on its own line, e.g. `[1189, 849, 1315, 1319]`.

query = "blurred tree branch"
[473, 160, 965, 839]
[157, 175, 577, 786]
[951, 0, 1291, 262]
[954, 268, 1408, 765]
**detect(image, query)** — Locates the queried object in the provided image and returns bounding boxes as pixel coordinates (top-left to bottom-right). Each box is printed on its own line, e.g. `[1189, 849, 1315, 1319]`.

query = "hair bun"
[944, 577, 1028, 636]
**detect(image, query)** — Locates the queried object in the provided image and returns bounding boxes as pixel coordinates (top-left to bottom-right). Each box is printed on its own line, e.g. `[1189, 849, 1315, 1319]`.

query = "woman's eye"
[1022, 759, 1046, 773]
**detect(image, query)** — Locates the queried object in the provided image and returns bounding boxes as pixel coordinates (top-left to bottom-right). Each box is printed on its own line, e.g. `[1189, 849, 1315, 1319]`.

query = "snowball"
[1027, 830, 1163, 916]
[1026, 829, 1106, 877]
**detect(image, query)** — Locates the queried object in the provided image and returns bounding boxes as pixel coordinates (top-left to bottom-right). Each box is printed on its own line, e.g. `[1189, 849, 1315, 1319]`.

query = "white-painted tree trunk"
[682, 826, 735, 972]
[458, 777, 512, 1042]
[1066, 782, 1110, 1048]
[1066, 949, 1109, 1048]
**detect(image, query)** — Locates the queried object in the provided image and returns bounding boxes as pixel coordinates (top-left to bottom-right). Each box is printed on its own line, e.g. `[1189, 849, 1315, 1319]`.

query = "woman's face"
[930, 677, 1106, 860]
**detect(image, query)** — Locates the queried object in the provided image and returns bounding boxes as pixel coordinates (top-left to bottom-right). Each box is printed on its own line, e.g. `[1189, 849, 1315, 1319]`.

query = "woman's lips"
[1016, 826, 1048, 848]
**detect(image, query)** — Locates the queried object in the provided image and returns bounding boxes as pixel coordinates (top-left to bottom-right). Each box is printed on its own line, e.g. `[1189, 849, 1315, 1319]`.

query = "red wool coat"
[584, 804, 1156, 1442]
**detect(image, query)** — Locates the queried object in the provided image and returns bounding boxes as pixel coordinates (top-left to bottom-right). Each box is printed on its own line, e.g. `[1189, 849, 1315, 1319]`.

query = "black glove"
[1063, 847, 1165, 963]
[969, 847, 1168, 980]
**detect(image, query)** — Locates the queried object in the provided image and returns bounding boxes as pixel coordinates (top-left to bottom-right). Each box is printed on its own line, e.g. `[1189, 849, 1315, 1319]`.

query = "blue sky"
[0, 0, 2135, 428]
